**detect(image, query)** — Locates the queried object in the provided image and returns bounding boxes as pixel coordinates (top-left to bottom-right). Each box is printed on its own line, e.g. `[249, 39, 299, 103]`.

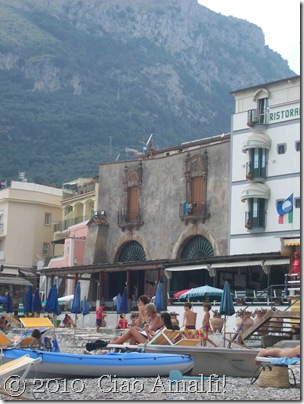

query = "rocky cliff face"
[0, 0, 295, 184]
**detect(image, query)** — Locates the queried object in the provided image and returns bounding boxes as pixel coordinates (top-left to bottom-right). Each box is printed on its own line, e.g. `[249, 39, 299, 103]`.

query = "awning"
[283, 238, 300, 246]
[263, 259, 289, 266]
[210, 260, 264, 269]
[242, 132, 271, 153]
[165, 265, 210, 272]
[1, 268, 19, 276]
[20, 317, 54, 329]
[0, 276, 33, 286]
[241, 183, 270, 202]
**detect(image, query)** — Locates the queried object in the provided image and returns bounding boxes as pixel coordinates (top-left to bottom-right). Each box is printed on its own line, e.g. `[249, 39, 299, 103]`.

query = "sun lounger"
[255, 357, 300, 366]
[0, 355, 42, 400]
[0, 355, 42, 380]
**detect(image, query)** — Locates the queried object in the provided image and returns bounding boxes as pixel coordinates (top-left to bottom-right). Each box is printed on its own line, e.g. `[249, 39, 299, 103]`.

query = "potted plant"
[252, 308, 270, 334]
[235, 309, 254, 332]
[210, 309, 224, 333]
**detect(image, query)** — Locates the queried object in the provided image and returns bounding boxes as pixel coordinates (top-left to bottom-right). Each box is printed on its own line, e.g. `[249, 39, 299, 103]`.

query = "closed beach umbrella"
[6, 292, 13, 314]
[154, 281, 164, 311]
[24, 285, 33, 314]
[82, 296, 90, 316]
[116, 293, 122, 314]
[71, 282, 81, 326]
[81, 296, 90, 328]
[45, 284, 61, 316]
[18, 298, 24, 316]
[120, 287, 128, 314]
[179, 285, 223, 301]
[220, 281, 235, 347]
[33, 288, 43, 314]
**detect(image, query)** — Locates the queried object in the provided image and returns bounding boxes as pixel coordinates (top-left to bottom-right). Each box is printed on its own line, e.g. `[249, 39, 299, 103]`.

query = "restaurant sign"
[269, 103, 300, 124]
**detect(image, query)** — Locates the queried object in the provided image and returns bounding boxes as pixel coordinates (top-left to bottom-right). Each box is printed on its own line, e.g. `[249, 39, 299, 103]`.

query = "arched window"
[117, 241, 146, 262]
[180, 236, 214, 259]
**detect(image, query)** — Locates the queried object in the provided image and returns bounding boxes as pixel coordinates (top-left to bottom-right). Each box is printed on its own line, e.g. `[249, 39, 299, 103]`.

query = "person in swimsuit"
[201, 303, 218, 347]
[182, 302, 197, 329]
[254, 344, 300, 365]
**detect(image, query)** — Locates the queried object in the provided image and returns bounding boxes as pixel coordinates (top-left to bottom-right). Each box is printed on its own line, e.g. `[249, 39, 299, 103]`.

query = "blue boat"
[2, 348, 193, 378]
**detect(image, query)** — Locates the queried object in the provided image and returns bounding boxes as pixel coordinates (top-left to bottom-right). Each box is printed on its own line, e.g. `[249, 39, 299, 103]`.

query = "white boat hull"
[144, 345, 259, 377]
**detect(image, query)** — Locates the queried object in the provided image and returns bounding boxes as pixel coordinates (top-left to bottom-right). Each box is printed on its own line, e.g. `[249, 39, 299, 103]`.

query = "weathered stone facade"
[84, 136, 230, 298]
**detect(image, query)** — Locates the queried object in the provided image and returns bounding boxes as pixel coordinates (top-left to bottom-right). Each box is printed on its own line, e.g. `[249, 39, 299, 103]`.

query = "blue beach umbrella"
[154, 281, 164, 311]
[33, 288, 43, 313]
[120, 287, 128, 314]
[6, 292, 13, 314]
[0, 296, 7, 305]
[24, 285, 33, 314]
[71, 282, 81, 326]
[45, 284, 61, 316]
[220, 281, 235, 347]
[82, 296, 90, 316]
[81, 296, 90, 328]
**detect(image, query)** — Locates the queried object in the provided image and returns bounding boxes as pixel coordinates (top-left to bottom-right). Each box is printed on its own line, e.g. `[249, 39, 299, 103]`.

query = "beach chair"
[0, 354, 42, 380]
[0, 355, 42, 400]
[147, 328, 183, 346]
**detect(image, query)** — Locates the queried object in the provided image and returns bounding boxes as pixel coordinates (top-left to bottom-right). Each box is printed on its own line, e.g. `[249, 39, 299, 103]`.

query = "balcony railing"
[117, 209, 144, 229]
[247, 109, 268, 127]
[54, 215, 91, 232]
[179, 201, 210, 222]
[62, 182, 95, 200]
[245, 211, 265, 229]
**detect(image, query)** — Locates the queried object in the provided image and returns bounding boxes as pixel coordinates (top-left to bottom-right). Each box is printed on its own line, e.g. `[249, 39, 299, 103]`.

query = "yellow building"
[0, 181, 62, 299]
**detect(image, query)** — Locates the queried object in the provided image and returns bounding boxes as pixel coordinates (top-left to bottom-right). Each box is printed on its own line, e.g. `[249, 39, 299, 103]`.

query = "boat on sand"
[2, 348, 194, 378]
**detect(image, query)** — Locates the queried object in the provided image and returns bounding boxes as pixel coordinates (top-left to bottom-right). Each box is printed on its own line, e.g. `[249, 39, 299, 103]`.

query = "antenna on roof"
[143, 134, 153, 153]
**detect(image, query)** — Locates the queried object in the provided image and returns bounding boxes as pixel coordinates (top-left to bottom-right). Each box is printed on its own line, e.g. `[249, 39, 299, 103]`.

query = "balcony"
[62, 181, 96, 200]
[117, 209, 144, 230]
[179, 201, 210, 223]
[54, 215, 91, 232]
[247, 109, 268, 127]
[245, 210, 265, 230]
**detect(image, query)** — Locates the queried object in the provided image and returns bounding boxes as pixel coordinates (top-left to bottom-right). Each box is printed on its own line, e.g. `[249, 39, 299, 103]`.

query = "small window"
[295, 198, 301, 208]
[277, 144, 287, 154]
[42, 243, 49, 256]
[44, 213, 51, 226]
[295, 141, 300, 152]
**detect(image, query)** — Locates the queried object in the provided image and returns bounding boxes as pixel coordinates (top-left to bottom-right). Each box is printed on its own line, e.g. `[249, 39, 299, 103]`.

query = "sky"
[198, 0, 300, 75]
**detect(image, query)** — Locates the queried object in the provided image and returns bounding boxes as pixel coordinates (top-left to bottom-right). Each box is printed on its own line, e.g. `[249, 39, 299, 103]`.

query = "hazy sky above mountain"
[198, 0, 300, 75]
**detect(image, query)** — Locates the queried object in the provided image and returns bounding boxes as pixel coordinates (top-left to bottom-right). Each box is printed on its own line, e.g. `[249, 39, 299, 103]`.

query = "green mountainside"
[0, 0, 295, 185]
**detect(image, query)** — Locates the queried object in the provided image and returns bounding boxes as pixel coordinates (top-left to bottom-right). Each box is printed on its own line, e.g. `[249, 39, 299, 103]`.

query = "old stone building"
[83, 134, 230, 300]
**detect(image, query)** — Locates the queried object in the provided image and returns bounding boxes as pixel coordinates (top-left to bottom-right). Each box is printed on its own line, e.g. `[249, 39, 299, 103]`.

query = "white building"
[229, 76, 300, 255]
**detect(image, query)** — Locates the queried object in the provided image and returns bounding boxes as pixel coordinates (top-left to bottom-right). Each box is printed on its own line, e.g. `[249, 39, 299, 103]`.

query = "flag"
[277, 194, 293, 224]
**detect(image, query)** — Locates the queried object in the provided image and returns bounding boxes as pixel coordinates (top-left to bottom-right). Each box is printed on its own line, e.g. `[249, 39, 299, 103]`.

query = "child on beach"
[182, 302, 197, 329]
[116, 314, 128, 329]
[201, 303, 218, 347]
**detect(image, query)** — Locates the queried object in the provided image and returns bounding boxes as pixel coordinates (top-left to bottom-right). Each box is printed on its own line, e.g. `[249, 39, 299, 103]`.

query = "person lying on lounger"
[254, 344, 300, 365]
[83, 311, 173, 354]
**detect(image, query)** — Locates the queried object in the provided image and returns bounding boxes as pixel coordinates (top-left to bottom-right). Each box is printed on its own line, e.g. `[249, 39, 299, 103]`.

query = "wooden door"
[191, 176, 203, 214]
[127, 186, 139, 222]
